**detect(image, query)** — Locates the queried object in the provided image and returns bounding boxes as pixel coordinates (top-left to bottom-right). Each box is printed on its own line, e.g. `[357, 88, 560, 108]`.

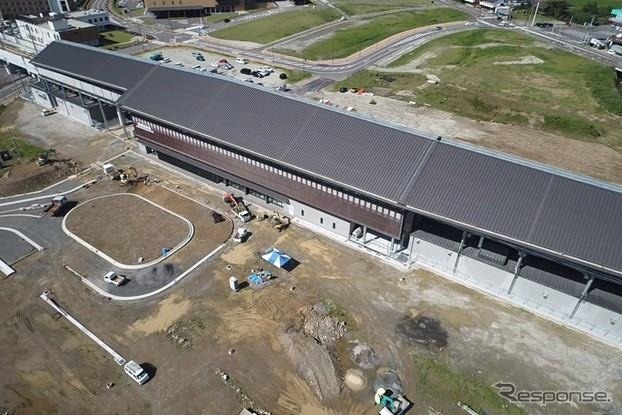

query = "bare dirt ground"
[64, 193, 191, 265]
[310, 91, 622, 184]
[0, 101, 129, 168]
[2, 153, 621, 415]
[0, 161, 80, 197]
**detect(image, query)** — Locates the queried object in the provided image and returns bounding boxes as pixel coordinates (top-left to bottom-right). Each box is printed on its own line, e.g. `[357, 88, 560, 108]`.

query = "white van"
[124, 360, 149, 385]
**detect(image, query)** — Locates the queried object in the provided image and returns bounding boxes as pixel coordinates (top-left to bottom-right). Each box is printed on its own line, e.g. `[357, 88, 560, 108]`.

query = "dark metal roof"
[31, 42, 622, 277]
[30, 41, 155, 91]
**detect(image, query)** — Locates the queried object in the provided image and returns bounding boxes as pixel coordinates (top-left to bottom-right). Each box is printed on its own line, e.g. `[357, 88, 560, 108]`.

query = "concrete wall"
[31, 87, 52, 108]
[411, 237, 622, 347]
[55, 96, 91, 126]
[290, 199, 350, 238]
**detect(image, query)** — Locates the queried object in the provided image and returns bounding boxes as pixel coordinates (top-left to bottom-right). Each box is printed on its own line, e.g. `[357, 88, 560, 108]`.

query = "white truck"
[104, 271, 127, 287]
[233, 228, 249, 243]
[124, 360, 149, 385]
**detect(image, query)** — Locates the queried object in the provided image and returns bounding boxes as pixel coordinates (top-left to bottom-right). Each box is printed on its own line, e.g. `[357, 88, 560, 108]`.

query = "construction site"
[0, 136, 620, 414]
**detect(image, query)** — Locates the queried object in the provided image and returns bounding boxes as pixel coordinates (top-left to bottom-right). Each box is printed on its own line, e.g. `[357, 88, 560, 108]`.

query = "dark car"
[339, 87, 348, 93]
[251, 70, 265, 78]
[240, 67, 252, 75]
[196, 55, 205, 61]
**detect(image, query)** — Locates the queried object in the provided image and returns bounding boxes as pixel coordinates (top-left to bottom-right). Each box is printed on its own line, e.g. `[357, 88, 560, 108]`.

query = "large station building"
[9, 41, 622, 346]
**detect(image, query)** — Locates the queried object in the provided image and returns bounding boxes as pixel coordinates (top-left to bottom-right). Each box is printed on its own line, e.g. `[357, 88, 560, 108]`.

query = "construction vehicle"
[233, 227, 249, 243]
[271, 211, 290, 232]
[224, 193, 251, 222]
[104, 271, 127, 287]
[119, 166, 138, 185]
[36, 149, 56, 166]
[374, 388, 411, 415]
[44, 195, 67, 217]
[124, 360, 149, 384]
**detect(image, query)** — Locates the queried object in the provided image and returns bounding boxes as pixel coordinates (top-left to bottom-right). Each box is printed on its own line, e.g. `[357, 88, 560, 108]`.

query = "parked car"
[279, 73, 288, 80]
[196, 55, 205, 61]
[223, 18, 231, 23]
[251, 70, 265, 78]
[104, 271, 127, 286]
[235, 57, 248, 64]
[240, 67, 252, 75]
[193, 65, 201, 70]
[41, 108, 57, 116]
[338, 87, 348, 93]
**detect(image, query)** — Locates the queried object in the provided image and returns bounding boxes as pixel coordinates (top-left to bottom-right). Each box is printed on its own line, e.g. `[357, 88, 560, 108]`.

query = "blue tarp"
[262, 248, 291, 268]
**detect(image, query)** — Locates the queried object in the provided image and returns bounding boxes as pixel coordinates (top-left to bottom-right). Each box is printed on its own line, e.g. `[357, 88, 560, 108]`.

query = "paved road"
[0, 229, 36, 264]
[100, 0, 622, 78]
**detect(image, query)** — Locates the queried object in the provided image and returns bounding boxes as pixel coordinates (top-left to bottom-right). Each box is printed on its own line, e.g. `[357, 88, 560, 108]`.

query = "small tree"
[542, 0, 571, 21]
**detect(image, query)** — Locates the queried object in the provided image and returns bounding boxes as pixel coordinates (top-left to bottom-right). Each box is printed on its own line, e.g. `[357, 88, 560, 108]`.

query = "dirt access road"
[1, 155, 620, 415]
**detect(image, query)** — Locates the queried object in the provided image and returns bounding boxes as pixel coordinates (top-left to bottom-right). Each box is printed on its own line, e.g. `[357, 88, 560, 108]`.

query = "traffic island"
[63, 193, 193, 269]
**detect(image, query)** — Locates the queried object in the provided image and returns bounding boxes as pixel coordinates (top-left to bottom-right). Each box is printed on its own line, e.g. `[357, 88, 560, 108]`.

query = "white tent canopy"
[262, 248, 292, 269]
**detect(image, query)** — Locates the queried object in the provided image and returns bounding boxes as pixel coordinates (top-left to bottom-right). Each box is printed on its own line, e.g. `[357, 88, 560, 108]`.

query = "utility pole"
[530, 1, 540, 27]
[583, 15, 595, 43]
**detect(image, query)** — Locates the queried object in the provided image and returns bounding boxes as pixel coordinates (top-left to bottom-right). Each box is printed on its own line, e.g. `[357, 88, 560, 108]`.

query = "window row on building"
[134, 117, 403, 221]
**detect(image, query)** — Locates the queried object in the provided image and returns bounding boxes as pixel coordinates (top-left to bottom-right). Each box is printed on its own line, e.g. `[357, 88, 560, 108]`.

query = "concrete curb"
[0, 180, 96, 208]
[74, 242, 226, 301]
[61, 193, 194, 270]
[0, 226, 44, 251]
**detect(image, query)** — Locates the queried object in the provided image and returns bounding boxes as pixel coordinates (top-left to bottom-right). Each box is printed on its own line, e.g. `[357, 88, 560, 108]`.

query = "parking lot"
[139, 47, 291, 88]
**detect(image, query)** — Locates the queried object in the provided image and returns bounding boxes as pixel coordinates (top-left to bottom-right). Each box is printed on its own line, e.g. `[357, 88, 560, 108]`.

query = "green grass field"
[288, 8, 468, 60]
[340, 29, 622, 147]
[568, 0, 622, 7]
[333, 0, 433, 16]
[210, 8, 341, 44]
[204, 12, 237, 23]
[100, 30, 134, 44]
[0, 132, 43, 161]
[413, 356, 525, 415]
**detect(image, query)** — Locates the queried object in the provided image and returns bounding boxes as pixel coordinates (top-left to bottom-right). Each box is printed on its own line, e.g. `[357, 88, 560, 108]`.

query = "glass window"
[301, 209, 305, 217]
[320, 218, 324, 225]
[332, 223, 336, 229]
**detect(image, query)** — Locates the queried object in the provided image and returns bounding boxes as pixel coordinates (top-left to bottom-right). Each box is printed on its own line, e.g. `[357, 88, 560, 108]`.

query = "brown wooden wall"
[135, 127, 403, 238]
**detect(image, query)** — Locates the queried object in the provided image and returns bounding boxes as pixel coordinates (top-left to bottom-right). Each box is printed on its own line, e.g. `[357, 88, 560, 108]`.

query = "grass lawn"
[0, 132, 43, 161]
[210, 8, 341, 44]
[334, 0, 433, 16]
[205, 12, 237, 23]
[100, 30, 134, 44]
[284, 69, 312, 84]
[342, 29, 622, 147]
[567, 0, 622, 7]
[289, 8, 468, 60]
[413, 355, 525, 415]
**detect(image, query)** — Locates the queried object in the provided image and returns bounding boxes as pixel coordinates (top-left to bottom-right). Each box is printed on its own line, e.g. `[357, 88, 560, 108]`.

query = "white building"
[15, 14, 99, 52]
[66, 9, 110, 29]
[480, 0, 503, 10]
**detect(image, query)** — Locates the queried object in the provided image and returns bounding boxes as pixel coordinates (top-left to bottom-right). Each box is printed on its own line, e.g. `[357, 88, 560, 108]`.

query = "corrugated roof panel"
[192, 81, 312, 159]
[122, 66, 229, 128]
[528, 176, 622, 271]
[283, 109, 433, 200]
[30, 41, 151, 90]
[406, 144, 552, 241]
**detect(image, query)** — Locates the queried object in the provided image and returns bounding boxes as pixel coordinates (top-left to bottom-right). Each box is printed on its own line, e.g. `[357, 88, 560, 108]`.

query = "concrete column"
[453, 230, 468, 274]
[507, 252, 526, 295]
[570, 275, 595, 319]
[97, 99, 108, 130]
[389, 238, 394, 256]
[362, 226, 367, 245]
[116, 106, 129, 139]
